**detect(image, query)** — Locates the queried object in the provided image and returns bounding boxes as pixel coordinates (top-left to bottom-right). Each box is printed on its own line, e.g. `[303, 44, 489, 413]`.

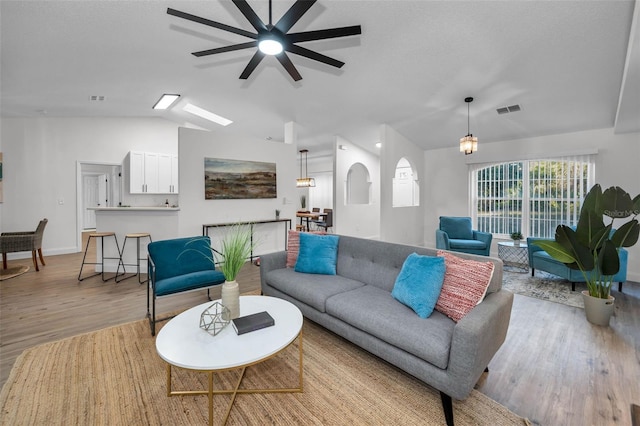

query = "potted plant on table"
[533, 184, 639, 326]
[216, 223, 257, 320]
[510, 231, 524, 247]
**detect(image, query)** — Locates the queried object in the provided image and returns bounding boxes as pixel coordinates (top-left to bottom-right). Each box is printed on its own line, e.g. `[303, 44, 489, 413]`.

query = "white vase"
[221, 280, 240, 320]
[581, 290, 615, 326]
[513, 240, 521, 247]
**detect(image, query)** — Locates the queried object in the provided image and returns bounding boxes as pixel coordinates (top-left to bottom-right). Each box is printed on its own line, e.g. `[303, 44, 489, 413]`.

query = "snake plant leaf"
[598, 239, 620, 276]
[602, 186, 634, 219]
[611, 219, 640, 248]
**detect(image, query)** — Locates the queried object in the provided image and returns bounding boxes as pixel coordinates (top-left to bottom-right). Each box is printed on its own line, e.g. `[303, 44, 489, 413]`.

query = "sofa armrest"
[260, 251, 287, 291]
[435, 229, 450, 250]
[473, 230, 492, 246]
[445, 289, 514, 399]
[526, 237, 549, 266]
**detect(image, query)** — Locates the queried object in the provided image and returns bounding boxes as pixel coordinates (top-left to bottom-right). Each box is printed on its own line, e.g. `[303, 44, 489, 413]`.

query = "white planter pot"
[581, 291, 615, 326]
[221, 280, 240, 320]
[513, 240, 521, 247]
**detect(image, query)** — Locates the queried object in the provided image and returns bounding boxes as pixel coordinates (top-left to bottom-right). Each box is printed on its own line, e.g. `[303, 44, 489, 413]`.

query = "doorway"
[76, 162, 122, 251]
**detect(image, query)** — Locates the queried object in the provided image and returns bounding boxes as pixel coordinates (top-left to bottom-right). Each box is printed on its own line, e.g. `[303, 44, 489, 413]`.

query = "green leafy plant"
[510, 231, 523, 240]
[215, 223, 257, 282]
[533, 184, 640, 299]
[275, 209, 281, 218]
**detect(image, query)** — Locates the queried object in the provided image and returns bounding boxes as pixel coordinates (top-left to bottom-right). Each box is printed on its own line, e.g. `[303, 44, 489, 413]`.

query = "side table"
[498, 241, 529, 273]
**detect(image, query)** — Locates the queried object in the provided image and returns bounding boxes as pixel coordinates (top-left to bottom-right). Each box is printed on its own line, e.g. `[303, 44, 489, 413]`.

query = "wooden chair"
[1, 218, 48, 271]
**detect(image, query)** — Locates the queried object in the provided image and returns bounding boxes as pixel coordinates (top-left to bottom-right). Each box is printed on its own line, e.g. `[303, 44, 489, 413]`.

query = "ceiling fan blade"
[167, 8, 257, 39]
[286, 44, 344, 68]
[192, 41, 258, 57]
[232, 0, 267, 32]
[276, 52, 302, 81]
[287, 25, 362, 43]
[275, 0, 317, 33]
[239, 51, 266, 79]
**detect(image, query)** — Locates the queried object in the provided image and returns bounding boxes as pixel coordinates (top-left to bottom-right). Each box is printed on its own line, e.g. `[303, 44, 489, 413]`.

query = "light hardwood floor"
[1, 246, 638, 425]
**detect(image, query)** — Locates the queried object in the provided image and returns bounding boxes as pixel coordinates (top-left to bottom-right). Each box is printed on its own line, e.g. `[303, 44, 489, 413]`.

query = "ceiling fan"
[167, 0, 362, 81]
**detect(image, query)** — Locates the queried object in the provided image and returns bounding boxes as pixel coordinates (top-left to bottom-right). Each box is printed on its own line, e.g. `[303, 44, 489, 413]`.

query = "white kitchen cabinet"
[128, 151, 178, 194]
[158, 153, 179, 193]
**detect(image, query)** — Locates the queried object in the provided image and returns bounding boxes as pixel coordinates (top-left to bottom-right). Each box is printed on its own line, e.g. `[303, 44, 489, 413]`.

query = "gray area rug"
[502, 270, 584, 308]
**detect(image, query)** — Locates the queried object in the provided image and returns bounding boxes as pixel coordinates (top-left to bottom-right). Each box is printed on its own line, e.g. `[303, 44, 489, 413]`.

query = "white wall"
[0, 117, 179, 257]
[177, 127, 298, 256]
[334, 136, 380, 239]
[423, 127, 640, 281]
[379, 124, 425, 245]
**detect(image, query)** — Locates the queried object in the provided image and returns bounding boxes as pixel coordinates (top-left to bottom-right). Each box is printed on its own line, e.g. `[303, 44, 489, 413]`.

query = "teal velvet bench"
[147, 236, 226, 335]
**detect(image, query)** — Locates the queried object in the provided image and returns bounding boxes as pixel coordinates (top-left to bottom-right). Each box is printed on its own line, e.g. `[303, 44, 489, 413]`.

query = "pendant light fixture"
[296, 149, 315, 188]
[460, 97, 478, 155]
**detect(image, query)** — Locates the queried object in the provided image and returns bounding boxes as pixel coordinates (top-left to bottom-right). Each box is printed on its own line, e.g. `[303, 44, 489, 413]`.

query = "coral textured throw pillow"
[391, 253, 446, 318]
[286, 230, 326, 268]
[435, 250, 495, 322]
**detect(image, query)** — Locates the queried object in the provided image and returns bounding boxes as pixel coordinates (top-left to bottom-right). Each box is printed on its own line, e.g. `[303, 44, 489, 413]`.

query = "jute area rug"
[0, 312, 527, 425]
[502, 270, 583, 308]
[0, 265, 29, 281]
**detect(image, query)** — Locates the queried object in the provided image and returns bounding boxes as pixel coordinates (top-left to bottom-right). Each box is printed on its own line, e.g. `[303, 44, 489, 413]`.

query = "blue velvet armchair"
[147, 236, 226, 335]
[435, 216, 492, 256]
[527, 237, 628, 292]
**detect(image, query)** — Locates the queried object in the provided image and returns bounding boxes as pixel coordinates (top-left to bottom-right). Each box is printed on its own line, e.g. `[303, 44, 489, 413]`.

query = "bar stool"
[115, 232, 152, 284]
[78, 232, 123, 281]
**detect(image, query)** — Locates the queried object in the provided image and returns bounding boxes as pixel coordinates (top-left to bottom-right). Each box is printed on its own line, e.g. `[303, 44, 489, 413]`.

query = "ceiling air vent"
[89, 95, 105, 101]
[496, 104, 521, 115]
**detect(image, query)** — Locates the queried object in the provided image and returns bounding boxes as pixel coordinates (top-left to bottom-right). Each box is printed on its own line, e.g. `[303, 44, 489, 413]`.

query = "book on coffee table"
[232, 311, 275, 335]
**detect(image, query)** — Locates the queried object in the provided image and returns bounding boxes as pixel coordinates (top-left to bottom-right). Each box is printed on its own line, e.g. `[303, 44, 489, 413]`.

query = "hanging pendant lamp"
[460, 97, 478, 155]
[296, 149, 316, 187]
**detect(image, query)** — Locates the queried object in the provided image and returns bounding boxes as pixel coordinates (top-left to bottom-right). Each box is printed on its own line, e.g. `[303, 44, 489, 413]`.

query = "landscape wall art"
[204, 157, 277, 200]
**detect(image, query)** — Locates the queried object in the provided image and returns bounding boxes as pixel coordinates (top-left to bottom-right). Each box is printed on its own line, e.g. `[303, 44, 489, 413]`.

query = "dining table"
[295, 211, 326, 231]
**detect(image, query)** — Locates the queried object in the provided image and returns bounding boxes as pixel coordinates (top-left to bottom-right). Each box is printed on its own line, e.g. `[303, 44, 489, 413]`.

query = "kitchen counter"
[91, 207, 180, 272]
[89, 206, 180, 211]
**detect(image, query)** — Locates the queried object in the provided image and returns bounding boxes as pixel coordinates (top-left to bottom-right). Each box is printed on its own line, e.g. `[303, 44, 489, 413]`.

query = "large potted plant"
[216, 223, 256, 320]
[534, 184, 639, 325]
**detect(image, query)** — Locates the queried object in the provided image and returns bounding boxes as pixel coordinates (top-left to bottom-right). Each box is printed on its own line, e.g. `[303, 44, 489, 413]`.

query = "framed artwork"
[204, 157, 276, 200]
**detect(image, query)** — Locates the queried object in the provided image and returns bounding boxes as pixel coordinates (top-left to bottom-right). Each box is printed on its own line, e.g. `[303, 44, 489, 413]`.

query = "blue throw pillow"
[391, 253, 446, 318]
[294, 233, 340, 275]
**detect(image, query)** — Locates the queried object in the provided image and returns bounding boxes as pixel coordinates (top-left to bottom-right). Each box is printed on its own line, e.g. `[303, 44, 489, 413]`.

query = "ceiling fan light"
[258, 38, 283, 55]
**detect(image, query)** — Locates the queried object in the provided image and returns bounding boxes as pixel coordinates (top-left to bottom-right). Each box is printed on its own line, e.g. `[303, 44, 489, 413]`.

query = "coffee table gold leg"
[208, 372, 214, 426]
[221, 367, 246, 425]
[298, 329, 304, 391]
[166, 364, 172, 397]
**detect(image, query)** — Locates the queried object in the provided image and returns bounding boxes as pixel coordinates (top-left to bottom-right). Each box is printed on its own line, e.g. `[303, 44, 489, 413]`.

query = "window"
[471, 155, 594, 238]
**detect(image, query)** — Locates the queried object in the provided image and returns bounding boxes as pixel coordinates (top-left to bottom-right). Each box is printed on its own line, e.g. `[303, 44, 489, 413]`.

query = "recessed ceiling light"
[153, 94, 180, 110]
[375, 142, 381, 148]
[183, 103, 233, 126]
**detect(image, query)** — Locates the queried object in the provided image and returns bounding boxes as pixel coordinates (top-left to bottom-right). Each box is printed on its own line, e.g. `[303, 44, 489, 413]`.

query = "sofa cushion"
[295, 233, 340, 275]
[286, 230, 326, 268]
[391, 253, 446, 318]
[440, 217, 473, 240]
[449, 239, 486, 250]
[326, 285, 455, 369]
[435, 250, 494, 322]
[264, 268, 364, 312]
[155, 270, 225, 296]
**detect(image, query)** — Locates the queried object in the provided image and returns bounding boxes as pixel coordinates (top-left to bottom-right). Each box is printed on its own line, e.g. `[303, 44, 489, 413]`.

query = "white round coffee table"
[156, 295, 304, 425]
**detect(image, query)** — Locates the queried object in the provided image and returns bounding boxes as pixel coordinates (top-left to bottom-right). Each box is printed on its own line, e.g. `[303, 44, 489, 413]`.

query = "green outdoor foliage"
[216, 224, 257, 282]
[534, 184, 640, 298]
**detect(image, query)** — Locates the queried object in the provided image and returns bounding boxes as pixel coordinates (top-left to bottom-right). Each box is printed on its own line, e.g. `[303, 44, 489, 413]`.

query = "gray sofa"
[260, 235, 513, 426]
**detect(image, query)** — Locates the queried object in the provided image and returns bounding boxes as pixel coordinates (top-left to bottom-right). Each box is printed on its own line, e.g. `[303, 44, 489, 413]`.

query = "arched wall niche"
[345, 162, 371, 205]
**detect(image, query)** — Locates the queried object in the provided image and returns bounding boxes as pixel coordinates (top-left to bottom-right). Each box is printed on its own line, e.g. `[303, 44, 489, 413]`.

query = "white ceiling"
[2, 0, 639, 157]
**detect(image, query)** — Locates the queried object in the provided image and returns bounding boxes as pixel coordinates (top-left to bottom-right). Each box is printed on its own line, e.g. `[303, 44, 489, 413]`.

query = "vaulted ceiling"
[2, 1, 639, 157]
